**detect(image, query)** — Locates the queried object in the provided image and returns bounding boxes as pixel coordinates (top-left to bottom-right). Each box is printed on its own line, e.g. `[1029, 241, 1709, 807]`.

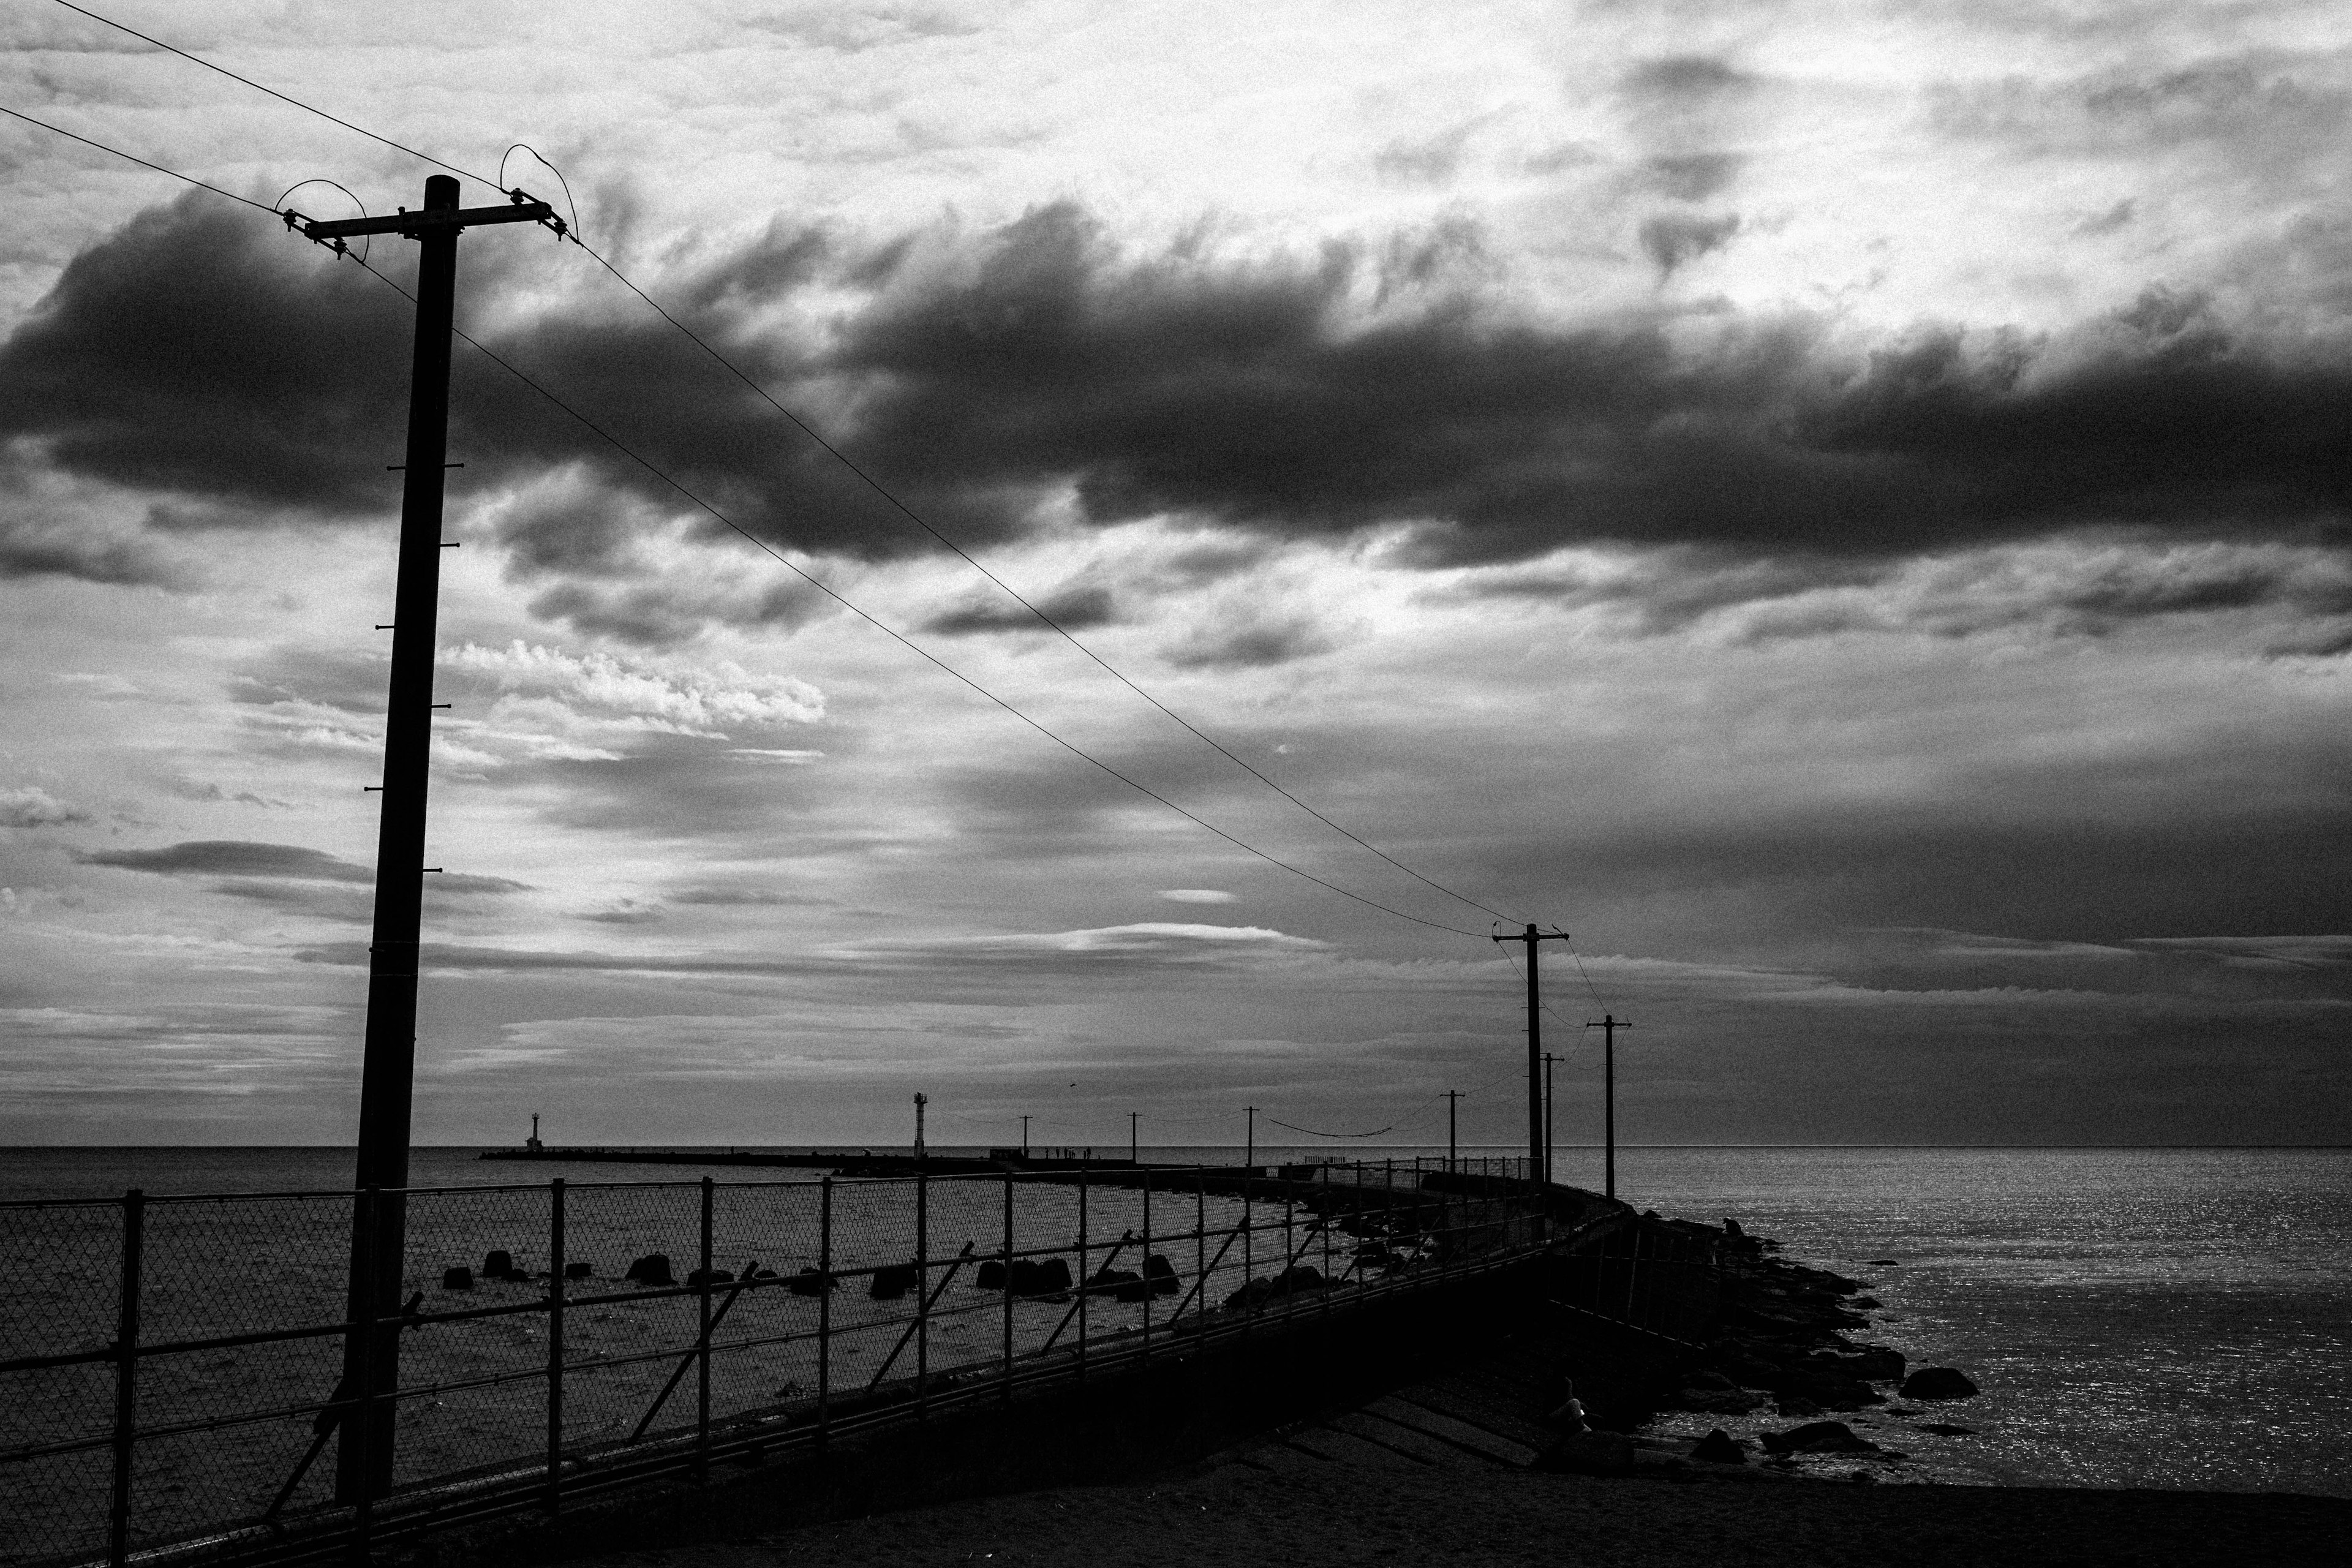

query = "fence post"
[1194, 1172, 1206, 1331]
[999, 1171, 1014, 1403]
[108, 1188, 144, 1568]
[351, 1187, 380, 1553]
[696, 1177, 712, 1482]
[914, 1169, 929, 1417]
[1075, 1166, 1089, 1381]
[1139, 1166, 1152, 1361]
[818, 1177, 833, 1441]
[546, 1178, 564, 1515]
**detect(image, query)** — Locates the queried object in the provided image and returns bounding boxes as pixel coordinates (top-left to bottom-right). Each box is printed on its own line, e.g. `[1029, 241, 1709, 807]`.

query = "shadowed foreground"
[584, 1460, 2348, 1568]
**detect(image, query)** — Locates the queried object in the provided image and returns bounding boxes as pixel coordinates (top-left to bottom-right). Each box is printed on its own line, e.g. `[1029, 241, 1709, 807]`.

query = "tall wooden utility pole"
[913, 1093, 927, 1161]
[1585, 1014, 1632, 1201]
[1491, 924, 1570, 1177]
[301, 177, 552, 1504]
[1444, 1089, 1463, 1170]
[1129, 1111, 1139, 1165]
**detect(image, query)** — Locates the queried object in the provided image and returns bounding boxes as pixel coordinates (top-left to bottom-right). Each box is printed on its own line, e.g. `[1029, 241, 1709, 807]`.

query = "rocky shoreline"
[1541, 1214, 1983, 1482]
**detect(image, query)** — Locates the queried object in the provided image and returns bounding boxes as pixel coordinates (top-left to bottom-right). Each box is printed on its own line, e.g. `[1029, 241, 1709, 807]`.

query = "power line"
[334, 252, 1491, 940]
[48, 1, 496, 187]
[46, 0, 1526, 931]
[0, 102, 279, 215]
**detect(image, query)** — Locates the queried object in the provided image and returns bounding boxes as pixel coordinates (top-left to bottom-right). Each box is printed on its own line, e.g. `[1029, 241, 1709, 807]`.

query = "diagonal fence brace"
[864, 1242, 978, 1393]
[630, 1259, 756, 1442]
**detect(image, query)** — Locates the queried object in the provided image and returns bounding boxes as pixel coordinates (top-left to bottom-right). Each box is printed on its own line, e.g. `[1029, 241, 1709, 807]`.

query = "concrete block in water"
[1142, 1254, 1179, 1295]
[564, 1261, 592, 1281]
[869, 1262, 919, 1300]
[975, 1260, 1006, 1290]
[442, 1266, 474, 1290]
[1901, 1366, 1979, 1400]
[624, 1253, 675, 1287]
[482, 1250, 518, 1280]
[786, 1267, 837, 1296]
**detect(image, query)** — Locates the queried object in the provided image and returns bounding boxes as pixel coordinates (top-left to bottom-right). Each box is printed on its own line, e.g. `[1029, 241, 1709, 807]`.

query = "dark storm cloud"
[1636, 212, 1740, 277]
[75, 838, 524, 894]
[81, 840, 373, 880]
[924, 582, 1115, 635]
[8, 195, 2352, 590]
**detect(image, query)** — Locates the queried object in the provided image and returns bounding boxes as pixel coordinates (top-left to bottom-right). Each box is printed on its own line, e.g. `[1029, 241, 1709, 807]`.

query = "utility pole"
[1541, 1052, 1562, 1187]
[299, 178, 554, 1505]
[1019, 1114, 1031, 1156]
[1444, 1090, 1463, 1170]
[1585, 1014, 1632, 1201]
[913, 1093, 927, 1161]
[1129, 1111, 1139, 1166]
[1492, 924, 1570, 1179]
[1245, 1105, 1256, 1168]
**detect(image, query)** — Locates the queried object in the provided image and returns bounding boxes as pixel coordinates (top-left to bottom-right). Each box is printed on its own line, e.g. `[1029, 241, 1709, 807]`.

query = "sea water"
[4, 1145, 2346, 1500]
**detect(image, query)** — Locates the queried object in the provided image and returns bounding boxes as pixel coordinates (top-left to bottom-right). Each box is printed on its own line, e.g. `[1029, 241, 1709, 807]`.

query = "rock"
[1689, 1428, 1747, 1465]
[1683, 1368, 1738, 1392]
[869, 1263, 919, 1300]
[1760, 1421, 1880, 1455]
[1867, 1259, 1898, 1266]
[482, 1250, 516, 1280]
[1534, 1430, 1637, 1477]
[1676, 1387, 1767, 1415]
[786, 1267, 837, 1296]
[752, 1268, 778, 1280]
[686, 1267, 734, 1288]
[1852, 1295, 1882, 1309]
[1901, 1366, 1980, 1400]
[1223, 1276, 1276, 1310]
[974, 1260, 1006, 1290]
[441, 1266, 474, 1290]
[564, 1262, 592, 1281]
[1774, 1395, 1823, 1418]
[1723, 1218, 1744, 1238]
[624, 1254, 674, 1287]
[1839, 1346, 1907, 1382]
[1089, 1267, 1142, 1300]
[1035, 1257, 1073, 1294]
[1275, 1265, 1326, 1294]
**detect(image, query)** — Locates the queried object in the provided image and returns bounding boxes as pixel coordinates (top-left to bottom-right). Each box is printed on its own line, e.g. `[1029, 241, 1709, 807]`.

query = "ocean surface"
[4, 1144, 2346, 1503]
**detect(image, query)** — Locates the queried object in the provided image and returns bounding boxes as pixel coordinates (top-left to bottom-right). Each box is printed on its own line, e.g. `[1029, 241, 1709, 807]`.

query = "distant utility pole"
[1245, 1105, 1256, 1168]
[1492, 924, 1571, 1178]
[1585, 1014, 1632, 1202]
[1020, 1114, 1031, 1156]
[1444, 1090, 1464, 1170]
[1129, 1111, 1139, 1166]
[913, 1093, 927, 1161]
[298, 176, 554, 1506]
[1541, 1052, 1562, 1188]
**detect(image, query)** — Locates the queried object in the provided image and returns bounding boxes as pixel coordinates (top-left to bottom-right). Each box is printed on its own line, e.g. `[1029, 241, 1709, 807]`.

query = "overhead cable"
[48, 1, 496, 187]
[47, 0, 1527, 932]
[334, 252, 1491, 940]
[0, 102, 280, 214]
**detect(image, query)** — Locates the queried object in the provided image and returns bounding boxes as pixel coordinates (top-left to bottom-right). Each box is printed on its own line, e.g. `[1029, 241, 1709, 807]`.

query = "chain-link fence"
[1, 1161, 1559, 1568]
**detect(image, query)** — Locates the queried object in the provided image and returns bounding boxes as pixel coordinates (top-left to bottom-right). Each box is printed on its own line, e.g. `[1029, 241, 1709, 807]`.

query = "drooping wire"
[499, 145, 580, 242]
[42, 0, 1526, 931]
[47, 1, 497, 187]
[0, 102, 281, 215]
[1261, 1117, 1394, 1139]
[331, 251, 1490, 941]
[273, 178, 370, 262]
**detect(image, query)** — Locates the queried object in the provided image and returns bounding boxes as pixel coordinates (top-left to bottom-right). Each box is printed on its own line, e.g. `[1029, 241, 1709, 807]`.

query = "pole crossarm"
[298, 200, 554, 239]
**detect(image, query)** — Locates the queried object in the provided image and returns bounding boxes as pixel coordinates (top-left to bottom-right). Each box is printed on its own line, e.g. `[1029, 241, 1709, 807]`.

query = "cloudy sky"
[1, 0, 2346, 1153]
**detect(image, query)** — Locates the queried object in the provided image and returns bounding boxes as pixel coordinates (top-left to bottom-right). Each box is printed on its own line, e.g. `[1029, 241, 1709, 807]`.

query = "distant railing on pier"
[0, 1157, 1566, 1568]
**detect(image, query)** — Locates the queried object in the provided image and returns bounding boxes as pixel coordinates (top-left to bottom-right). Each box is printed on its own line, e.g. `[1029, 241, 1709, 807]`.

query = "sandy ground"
[579, 1458, 2350, 1568]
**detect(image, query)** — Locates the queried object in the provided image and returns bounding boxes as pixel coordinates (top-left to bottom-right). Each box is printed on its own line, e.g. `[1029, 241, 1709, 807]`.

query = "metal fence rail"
[0, 1158, 1556, 1568]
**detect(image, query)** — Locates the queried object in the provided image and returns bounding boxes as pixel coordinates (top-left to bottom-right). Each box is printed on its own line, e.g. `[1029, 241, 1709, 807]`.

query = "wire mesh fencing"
[0, 1161, 1559, 1568]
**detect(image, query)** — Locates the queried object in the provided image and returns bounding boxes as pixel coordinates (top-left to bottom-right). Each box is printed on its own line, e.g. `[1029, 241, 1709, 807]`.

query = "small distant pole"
[1444, 1090, 1463, 1171]
[913, 1093, 927, 1162]
[1019, 1114, 1031, 1156]
[1245, 1106, 1256, 1168]
[1585, 1015, 1632, 1201]
[1129, 1111, 1139, 1166]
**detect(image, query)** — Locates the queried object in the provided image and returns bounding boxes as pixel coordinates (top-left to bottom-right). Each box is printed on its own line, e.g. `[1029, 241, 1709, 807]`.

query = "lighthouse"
[526, 1114, 543, 1152]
